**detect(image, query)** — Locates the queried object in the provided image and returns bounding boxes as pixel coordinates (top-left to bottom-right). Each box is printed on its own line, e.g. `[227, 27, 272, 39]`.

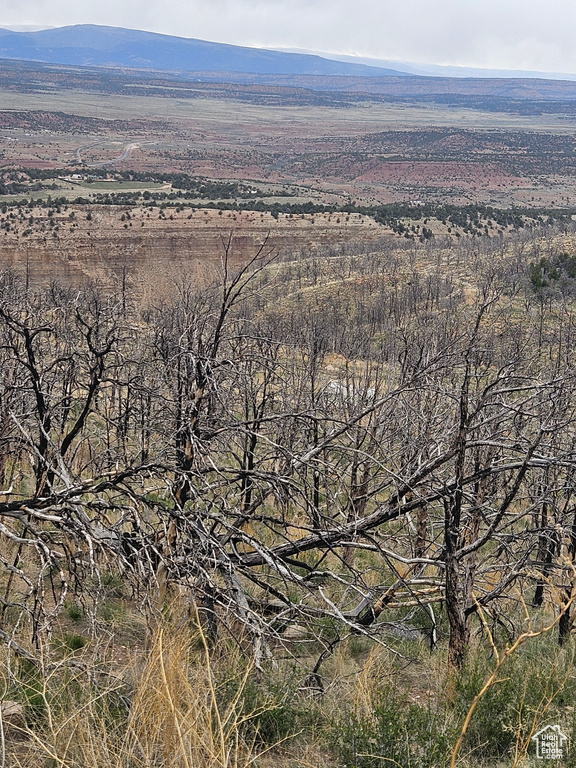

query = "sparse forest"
[1, 227, 576, 766]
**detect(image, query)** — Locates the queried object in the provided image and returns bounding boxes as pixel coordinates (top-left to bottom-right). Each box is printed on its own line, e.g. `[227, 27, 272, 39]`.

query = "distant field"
[75, 181, 166, 191]
[1, 85, 576, 210]
[3, 87, 576, 130]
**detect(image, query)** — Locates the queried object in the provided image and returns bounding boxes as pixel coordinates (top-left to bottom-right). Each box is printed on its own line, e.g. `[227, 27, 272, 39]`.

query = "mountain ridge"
[0, 24, 410, 78]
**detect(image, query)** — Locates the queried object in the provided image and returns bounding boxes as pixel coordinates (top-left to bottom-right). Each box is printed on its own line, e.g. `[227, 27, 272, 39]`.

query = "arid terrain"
[0, 60, 574, 286]
[0, 203, 384, 289]
[2, 60, 576, 211]
[2, 50, 576, 768]
[2, 98, 576, 207]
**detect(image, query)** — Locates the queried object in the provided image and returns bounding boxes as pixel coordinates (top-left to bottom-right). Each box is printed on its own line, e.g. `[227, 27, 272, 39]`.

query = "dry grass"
[0, 598, 574, 768]
[2, 616, 286, 768]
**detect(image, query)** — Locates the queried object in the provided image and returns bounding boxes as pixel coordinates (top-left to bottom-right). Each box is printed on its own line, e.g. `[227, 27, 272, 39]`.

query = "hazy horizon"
[0, 1, 575, 77]
[2, 19, 576, 82]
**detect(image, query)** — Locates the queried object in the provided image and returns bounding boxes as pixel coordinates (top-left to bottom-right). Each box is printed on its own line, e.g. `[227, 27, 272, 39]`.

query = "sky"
[2, 0, 576, 75]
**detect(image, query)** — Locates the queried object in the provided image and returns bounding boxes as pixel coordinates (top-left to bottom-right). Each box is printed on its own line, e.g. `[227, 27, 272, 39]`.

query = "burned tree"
[0, 234, 574, 671]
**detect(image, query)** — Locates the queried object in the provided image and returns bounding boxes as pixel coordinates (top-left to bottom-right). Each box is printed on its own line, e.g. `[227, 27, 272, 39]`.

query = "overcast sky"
[2, 0, 576, 74]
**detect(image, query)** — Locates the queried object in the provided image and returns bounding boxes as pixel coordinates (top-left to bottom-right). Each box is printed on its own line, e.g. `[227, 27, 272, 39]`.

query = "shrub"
[333, 684, 453, 768]
[454, 636, 576, 763]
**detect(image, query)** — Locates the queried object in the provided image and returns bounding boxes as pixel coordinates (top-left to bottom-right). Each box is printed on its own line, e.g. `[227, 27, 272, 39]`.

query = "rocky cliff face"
[0, 206, 384, 295]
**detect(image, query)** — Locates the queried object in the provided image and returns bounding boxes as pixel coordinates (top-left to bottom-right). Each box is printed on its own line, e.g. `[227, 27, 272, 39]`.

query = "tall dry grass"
[3, 619, 281, 768]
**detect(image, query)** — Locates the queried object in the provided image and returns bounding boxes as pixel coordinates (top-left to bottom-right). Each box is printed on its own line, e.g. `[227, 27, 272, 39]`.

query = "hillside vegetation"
[0, 226, 575, 765]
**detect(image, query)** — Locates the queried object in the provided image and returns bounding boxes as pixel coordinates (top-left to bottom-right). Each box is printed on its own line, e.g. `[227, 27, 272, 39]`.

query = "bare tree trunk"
[445, 499, 470, 670]
[415, 501, 428, 559]
[559, 503, 576, 645]
[445, 355, 471, 670]
[533, 498, 553, 607]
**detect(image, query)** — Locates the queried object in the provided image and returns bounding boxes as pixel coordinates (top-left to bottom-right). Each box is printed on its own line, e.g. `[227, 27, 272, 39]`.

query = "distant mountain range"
[0, 25, 409, 78]
[277, 50, 576, 82]
[2, 23, 576, 111]
[4, 24, 576, 84]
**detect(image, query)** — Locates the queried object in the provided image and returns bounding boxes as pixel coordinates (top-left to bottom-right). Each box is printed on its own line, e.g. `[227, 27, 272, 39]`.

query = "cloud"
[1, 0, 576, 73]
